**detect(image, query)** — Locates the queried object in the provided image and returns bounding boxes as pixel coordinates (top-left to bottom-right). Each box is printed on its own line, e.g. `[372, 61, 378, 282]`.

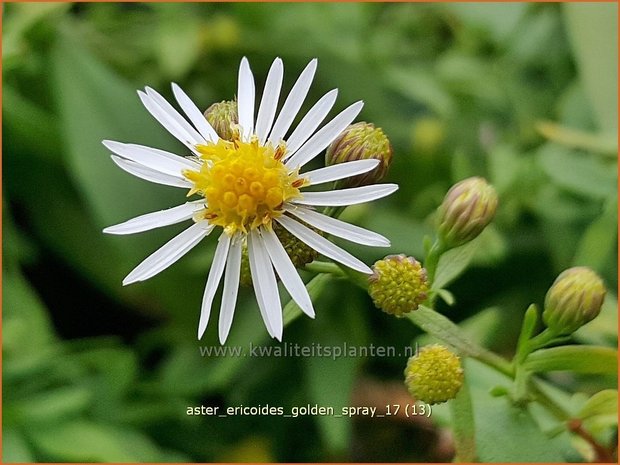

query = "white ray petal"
[123, 222, 213, 285]
[103, 140, 199, 177]
[284, 89, 338, 156]
[248, 230, 283, 340]
[237, 57, 255, 141]
[255, 58, 284, 144]
[268, 59, 317, 144]
[138, 91, 201, 154]
[104, 201, 205, 235]
[293, 183, 398, 207]
[171, 83, 219, 143]
[276, 215, 372, 274]
[284, 205, 390, 247]
[285, 101, 364, 170]
[111, 156, 192, 188]
[218, 237, 242, 344]
[144, 86, 206, 145]
[301, 159, 379, 186]
[260, 228, 315, 318]
[198, 232, 231, 339]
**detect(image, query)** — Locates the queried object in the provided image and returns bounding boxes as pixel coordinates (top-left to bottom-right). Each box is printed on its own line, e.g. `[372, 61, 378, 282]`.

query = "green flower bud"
[204, 100, 238, 141]
[404, 344, 464, 405]
[325, 122, 393, 187]
[543, 267, 606, 335]
[437, 177, 498, 248]
[368, 255, 429, 317]
[239, 222, 320, 287]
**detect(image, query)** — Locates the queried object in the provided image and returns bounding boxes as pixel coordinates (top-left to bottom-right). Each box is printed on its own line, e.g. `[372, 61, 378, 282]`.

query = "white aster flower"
[103, 57, 398, 343]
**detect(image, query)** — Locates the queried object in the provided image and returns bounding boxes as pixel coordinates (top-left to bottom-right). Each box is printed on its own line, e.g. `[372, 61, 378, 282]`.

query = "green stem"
[304, 261, 346, 276]
[405, 306, 574, 421]
[424, 239, 445, 284]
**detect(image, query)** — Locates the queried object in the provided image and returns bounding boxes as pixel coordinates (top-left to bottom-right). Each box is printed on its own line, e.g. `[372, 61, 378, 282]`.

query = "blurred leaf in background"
[3, 2, 616, 462]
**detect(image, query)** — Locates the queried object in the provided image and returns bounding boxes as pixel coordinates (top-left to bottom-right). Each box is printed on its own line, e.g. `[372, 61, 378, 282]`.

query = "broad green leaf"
[537, 144, 616, 200]
[3, 85, 62, 159]
[29, 421, 166, 462]
[433, 239, 480, 290]
[563, 3, 618, 132]
[462, 360, 567, 462]
[476, 396, 566, 462]
[524, 346, 617, 374]
[51, 32, 179, 228]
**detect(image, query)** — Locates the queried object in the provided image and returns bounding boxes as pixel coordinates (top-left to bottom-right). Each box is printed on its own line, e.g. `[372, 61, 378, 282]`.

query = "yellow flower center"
[183, 138, 304, 235]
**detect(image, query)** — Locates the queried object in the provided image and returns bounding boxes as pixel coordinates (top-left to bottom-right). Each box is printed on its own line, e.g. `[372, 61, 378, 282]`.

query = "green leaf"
[51, 32, 178, 228]
[447, 359, 567, 462]
[449, 376, 477, 462]
[303, 283, 366, 453]
[524, 346, 617, 374]
[2, 428, 35, 463]
[578, 390, 617, 422]
[573, 197, 618, 272]
[476, 396, 566, 462]
[283, 273, 332, 326]
[515, 304, 538, 363]
[563, 3, 618, 132]
[537, 143, 616, 200]
[12, 386, 92, 424]
[445, 3, 528, 43]
[29, 421, 166, 462]
[433, 239, 481, 290]
[385, 66, 455, 117]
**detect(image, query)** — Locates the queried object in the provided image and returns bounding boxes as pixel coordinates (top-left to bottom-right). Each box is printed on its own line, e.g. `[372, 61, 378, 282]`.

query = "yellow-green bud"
[239, 222, 319, 287]
[437, 177, 498, 248]
[543, 267, 606, 335]
[204, 100, 238, 141]
[325, 122, 392, 187]
[368, 255, 429, 317]
[404, 344, 464, 405]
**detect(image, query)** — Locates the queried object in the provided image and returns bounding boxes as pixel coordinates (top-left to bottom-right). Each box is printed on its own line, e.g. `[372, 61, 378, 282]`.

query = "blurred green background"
[3, 2, 617, 462]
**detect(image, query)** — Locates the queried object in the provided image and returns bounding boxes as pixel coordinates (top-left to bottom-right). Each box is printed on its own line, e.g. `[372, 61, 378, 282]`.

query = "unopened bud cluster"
[404, 344, 464, 405]
[368, 255, 429, 317]
[204, 100, 239, 141]
[437, 177, 498, 249]
[543, 266, 606, 335]
[326, 122, 392, 187]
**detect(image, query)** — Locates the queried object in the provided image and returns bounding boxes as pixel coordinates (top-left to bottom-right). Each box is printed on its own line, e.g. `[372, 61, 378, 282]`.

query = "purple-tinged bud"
[437, 177, 498, 248]
[204, 100, 238, 141]
[326, 122, 392, 187]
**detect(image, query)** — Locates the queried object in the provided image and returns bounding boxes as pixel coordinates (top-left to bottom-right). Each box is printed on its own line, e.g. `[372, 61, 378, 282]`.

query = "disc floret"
[184, 138, 304, 235]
